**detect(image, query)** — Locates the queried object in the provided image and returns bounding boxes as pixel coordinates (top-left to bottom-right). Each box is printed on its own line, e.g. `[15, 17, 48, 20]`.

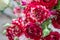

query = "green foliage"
[2, 30, 6, 35]
[57, 0, 60, 9]
[14, 37, 19, 40]
[3, 23, 11, 27]
[54, 0, 60, 9]
[41, 19, 51, 37]
[41, 19, 51, 29]
[17, 2, 20, 5]
[43, 27, 51, 37]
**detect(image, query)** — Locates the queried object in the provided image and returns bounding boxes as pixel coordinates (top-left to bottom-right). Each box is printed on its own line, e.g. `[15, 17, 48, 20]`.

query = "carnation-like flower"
[12, 17, 24, 27]
[24, 1, 51, 24]
[6, 18, 24, 40]
[40, 0, 58, 9]
[52, 10, 60, 29]
[24, 22, 42, 40]
[43, 32, 60, 40]
[6, 25, 23, 40]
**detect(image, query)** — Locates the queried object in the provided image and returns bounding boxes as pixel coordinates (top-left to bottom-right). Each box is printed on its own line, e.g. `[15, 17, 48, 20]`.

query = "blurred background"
[0, 0, 17, 40]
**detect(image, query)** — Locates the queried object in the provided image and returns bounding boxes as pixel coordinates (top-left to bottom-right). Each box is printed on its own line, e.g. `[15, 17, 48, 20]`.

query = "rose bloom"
[24, 1, 51, 24]
[6, 25, 23, 40]
[24, 22, 42, 40]
[40, 0, 58, 9]
[52, 10, 60, 29]
[6, 18, 24, 40]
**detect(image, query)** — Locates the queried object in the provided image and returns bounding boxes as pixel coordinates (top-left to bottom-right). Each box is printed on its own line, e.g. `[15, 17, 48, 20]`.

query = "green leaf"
[43, 27, 50, 37]
[41, 19, 51, 29]
[14, 37, 19, 40]
[3, 23, 11, 27]
[2, 30, 6, 35]
[20, 6, 25, 9]
[41, 19, 51, 37]
[17, 2, 20, 5]
[55, 0, 60, 9]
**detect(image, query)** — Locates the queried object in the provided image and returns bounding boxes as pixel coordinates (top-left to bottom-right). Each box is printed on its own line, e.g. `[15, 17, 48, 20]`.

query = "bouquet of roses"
[3, 0, 60, 40]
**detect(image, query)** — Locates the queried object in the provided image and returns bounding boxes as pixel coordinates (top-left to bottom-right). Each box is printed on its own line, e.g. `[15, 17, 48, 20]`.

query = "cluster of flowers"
[5, 0, 60, 40]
